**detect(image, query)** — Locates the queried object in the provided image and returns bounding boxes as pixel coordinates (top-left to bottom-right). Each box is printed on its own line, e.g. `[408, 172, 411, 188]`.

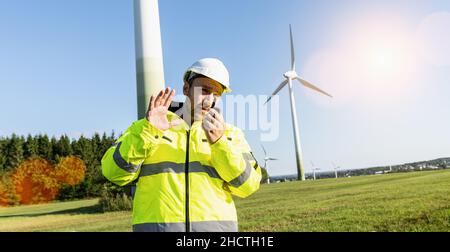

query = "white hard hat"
[183, 58, 232, 93]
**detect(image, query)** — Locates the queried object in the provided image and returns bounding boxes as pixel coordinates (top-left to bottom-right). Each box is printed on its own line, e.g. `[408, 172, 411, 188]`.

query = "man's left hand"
[202, 109, 225, 144]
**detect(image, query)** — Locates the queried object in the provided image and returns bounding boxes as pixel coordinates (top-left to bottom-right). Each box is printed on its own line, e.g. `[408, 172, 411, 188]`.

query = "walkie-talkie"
[208, 105, 221, 134]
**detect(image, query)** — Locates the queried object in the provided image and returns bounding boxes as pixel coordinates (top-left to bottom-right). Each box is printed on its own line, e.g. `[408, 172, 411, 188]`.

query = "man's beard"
[182, 96, 219, 124]
[193, 104, 210, 121]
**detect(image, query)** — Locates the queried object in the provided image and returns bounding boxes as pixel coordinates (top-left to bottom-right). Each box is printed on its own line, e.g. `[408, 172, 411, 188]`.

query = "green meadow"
[1, 169, 449, 232]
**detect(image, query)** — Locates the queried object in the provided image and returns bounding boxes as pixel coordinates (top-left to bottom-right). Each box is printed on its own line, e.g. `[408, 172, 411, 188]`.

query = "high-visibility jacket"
[101, 110, 262, 232]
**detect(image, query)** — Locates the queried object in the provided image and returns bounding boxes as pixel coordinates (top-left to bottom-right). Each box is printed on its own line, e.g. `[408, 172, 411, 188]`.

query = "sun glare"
[369, 46, 396, 73]
[302, 17, 422, 107]
[355, 35, 418, 104]
[365, 41, 408, 82]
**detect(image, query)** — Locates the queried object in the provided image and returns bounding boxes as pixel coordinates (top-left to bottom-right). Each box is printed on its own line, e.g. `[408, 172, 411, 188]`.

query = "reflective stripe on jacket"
[101, 111, 262, 232]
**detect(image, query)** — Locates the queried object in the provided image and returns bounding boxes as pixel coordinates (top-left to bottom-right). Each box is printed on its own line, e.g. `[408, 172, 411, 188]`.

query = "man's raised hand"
[146, 88, 181, 131]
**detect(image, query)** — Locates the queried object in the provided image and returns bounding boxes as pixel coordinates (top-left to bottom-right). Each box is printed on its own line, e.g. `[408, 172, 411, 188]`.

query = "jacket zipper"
[185, 130, 190, 232]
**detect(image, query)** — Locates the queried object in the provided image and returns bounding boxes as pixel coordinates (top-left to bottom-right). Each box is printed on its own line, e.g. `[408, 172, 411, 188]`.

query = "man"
[101, 58, 262, 232]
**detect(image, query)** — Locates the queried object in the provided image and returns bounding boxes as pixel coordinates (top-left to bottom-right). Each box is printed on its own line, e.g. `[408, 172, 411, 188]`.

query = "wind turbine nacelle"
[283, 71, 298, 79]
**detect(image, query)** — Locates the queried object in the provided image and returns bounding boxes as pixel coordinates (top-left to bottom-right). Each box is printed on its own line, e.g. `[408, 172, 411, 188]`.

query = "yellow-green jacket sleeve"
[101, 119, 163, 186]
[210, 128, 262, 198]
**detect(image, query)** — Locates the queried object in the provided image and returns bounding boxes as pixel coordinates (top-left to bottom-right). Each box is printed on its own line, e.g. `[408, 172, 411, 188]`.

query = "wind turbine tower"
[332, 162, 340, 179]
[261, 145, 278, 184]
[265, 25, 333, 181]
[133, 0, 165, 119]
[311, 161, 320, 180]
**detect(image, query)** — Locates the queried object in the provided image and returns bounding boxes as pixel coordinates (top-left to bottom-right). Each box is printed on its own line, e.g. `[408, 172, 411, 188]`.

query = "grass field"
[1, 169, 449, 232]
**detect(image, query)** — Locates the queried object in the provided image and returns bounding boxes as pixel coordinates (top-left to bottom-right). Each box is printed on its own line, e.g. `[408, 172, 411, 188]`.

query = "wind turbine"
[133, 0, 165, 119]
[265, 25, 332, 181]
[310, 161, 320, 180]
[331, 162, 340, 179]
[261, 144, 278, 184]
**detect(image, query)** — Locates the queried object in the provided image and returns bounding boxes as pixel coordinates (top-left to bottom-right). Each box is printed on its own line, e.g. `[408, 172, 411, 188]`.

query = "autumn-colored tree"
[0, 172, 17, 206]
[0, 185, 7, 206]
[55, 156, 86, 186]
[12, 158, 59, 205]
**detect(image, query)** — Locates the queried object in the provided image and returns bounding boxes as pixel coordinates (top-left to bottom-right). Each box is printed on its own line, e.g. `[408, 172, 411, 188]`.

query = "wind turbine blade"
[290, 24, 295, 71]
[261, 144, 267, 156]
[295, 77, 333, 98]
[268, 158, 278, 160]
[265, 79, 288, 104]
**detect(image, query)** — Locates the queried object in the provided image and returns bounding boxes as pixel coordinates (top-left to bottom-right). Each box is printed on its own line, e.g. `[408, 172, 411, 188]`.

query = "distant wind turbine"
[261, 144, 278, 184]
[265, 25, 332, 181]
[310, 161, 320, 180]
[331, 162, 340, 179]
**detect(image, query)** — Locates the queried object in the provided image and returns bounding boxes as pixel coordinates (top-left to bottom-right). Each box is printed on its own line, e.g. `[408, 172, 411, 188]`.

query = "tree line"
[0, 132, 117, 201]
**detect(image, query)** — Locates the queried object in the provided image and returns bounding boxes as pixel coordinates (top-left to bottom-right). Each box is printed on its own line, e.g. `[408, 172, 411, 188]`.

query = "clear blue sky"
[1, 0, 449, 176]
